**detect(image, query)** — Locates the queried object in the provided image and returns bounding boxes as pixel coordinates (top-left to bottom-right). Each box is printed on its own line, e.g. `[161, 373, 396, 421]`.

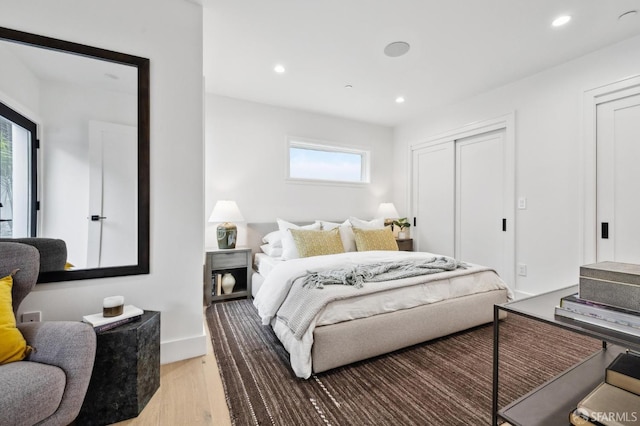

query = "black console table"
[492, 286, 640, 425]
[77, 310, 160, 425]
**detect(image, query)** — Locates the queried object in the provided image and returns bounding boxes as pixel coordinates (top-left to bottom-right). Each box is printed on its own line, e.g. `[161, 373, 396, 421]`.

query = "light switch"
[518, 197, 527, 209]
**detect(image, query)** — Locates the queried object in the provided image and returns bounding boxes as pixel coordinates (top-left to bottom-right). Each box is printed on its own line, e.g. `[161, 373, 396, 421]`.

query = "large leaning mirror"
[0, 26, 149, 283]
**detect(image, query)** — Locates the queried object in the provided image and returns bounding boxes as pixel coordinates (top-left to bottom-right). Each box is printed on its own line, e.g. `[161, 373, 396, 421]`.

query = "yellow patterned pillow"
[290, 228, 345, 258]
[0, 274, 31, 364]
[353, 227, 399, 251]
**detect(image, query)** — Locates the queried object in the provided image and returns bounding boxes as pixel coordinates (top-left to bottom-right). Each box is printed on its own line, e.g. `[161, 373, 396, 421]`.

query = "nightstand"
[204, 247, 252, 305]
[396, 238, 413, 252]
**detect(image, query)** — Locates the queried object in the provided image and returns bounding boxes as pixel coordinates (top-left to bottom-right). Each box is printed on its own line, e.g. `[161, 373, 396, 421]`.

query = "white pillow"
[317, 220, 356, 252]
[349, 216, 385, 229]
[277, 219, 321, 260]
[260, 243, 283, 258]
[261, 230, 283, 248]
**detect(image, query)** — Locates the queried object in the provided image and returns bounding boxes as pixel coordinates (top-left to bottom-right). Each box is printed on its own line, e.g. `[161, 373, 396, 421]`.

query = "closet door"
[87, 121, 138, 268]
[455, 129, 507, 278]
[411, 141, 454, 256]
[596, 94, 640, 263]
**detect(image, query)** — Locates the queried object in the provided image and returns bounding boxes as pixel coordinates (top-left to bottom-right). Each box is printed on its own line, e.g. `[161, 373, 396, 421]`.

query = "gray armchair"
[0, 238, 68, 273]
[0, 242, 96, 426]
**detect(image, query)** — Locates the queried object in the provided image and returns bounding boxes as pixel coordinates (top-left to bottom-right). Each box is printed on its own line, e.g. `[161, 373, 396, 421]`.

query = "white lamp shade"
[377, 202, 399, 219]
[209, 200, 245, 223]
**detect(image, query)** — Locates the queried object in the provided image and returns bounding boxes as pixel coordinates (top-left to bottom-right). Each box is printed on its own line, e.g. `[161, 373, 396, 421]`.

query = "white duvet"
[253, 251, 511, 378]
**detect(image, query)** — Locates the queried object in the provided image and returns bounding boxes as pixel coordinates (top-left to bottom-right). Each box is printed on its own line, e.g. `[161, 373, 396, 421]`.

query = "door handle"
[90, 215, 107, 221]
[601, 222, 609, 239]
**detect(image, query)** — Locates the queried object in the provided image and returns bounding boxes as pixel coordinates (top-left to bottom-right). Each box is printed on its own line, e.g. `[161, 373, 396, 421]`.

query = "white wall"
[0, 42, 40, 117]
[0, 0, 206, 363]
[393, 35, 640, 297]
[205, 94, 394, 248]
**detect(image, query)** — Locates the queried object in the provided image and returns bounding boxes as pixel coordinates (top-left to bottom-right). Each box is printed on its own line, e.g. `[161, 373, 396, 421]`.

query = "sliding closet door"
[411, 141, 454, 256]
[596, 94, 640, 263]
[455, 129, 507, 278]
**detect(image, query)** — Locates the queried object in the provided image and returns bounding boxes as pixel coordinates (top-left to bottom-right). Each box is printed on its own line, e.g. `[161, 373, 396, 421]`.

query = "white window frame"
[286, 137, 370, 186]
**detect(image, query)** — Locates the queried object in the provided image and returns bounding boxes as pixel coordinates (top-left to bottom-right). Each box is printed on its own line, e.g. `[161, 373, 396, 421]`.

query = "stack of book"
[554, 293, 640, 337]
[554, 261, 640, 337]
[569, 352, 640, 426]
[82, 305, 144, 332]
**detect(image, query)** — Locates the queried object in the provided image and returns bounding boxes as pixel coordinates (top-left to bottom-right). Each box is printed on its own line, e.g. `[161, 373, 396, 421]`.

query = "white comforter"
[253, 251, 511, 378]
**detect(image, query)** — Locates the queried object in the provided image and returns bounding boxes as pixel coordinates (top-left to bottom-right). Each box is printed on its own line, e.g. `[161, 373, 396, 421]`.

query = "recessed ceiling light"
[618, 10, 638, 21]
[384, 41, 411, 58]
[395, 96, 405, 104]
[552, 15, 571, 27]
[274, 64, 286, 73]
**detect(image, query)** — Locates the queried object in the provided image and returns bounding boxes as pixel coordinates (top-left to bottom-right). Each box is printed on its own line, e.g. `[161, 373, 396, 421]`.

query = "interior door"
[455, 129, 507, 278]
[596, 94, 640, 263]
[411, 141, 454, 256]
[87, 121, 137, 268]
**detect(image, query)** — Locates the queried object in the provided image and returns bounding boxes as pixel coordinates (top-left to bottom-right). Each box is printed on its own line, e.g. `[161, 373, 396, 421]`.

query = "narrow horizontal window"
[288, 139, 369, 184]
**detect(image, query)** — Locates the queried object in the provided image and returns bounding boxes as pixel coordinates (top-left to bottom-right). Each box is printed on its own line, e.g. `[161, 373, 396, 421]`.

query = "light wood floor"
[114, 317, 232, 426]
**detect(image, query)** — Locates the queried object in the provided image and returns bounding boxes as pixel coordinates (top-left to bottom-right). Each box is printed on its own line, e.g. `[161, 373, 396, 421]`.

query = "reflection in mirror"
[0, 27, 149, 283]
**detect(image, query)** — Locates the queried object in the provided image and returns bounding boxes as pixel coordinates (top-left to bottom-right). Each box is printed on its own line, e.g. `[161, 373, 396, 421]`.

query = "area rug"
[206, 300, 601, 425]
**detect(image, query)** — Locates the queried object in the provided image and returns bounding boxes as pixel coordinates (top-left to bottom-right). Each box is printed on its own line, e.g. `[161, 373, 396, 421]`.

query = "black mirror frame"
[0, 26, 150, 283]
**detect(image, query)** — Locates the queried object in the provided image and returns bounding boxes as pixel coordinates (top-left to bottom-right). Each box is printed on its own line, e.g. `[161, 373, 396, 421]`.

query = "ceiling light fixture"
[274, 64, 286, 73]
[552, 15, 571, 27]
[395, 96, 405, 104]
[384, 41, 411, 58]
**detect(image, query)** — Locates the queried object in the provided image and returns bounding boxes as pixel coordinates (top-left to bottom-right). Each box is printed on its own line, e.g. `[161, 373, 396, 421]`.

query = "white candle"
[103, 295, 124, 308]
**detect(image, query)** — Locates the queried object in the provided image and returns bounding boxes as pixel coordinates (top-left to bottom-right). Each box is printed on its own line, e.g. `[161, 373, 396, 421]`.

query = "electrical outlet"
[517, 264, 527, 277]
[22, 311, 41, 322]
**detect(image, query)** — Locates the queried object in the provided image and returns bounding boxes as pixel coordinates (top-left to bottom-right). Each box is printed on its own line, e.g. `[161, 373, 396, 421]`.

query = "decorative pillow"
[290, 228, 345, 258]
[262, 230, 283, 248]
[277, 219, 321, 260]
[260, 243, 283, 258]
[316, 220, 356, 252]
[0, 274, 31, 365]
[349, 216, 385, 229]
[353, 227, 399, 251]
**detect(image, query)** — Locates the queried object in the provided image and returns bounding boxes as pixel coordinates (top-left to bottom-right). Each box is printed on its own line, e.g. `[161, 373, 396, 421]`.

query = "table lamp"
[209, 200, 244, 249]
[377, 203, 400, 228]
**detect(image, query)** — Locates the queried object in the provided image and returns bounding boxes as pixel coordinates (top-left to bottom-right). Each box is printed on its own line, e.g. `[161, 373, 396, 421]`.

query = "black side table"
[77, 310, 160, 425]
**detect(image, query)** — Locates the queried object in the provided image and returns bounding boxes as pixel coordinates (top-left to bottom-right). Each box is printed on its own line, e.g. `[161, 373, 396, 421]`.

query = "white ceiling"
[203, 0, 640, 127]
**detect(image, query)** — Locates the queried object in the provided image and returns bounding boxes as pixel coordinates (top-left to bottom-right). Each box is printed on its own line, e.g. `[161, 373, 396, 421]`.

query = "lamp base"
[217, 222, 237, 249]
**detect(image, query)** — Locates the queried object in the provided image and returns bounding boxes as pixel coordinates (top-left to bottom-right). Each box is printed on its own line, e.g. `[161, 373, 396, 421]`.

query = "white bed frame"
[246, 222, 508, 374]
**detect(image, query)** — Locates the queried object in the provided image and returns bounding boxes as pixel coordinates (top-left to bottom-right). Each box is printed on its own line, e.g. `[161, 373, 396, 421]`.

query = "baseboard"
[160, 330, 207, 364]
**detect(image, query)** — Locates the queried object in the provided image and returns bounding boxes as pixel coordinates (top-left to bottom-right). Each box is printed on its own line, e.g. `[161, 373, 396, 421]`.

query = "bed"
[246, 221, 512, 379]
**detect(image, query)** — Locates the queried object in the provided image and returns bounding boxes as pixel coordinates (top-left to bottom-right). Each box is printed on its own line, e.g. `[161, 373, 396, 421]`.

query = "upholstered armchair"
[0, 238, 68, 272]
[0, 242, 96, 426]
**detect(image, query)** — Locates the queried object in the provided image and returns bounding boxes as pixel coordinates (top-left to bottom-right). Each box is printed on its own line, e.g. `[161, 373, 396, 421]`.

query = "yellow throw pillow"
[0, 274, 31, 364]
[353, 227, 399, 251]
[290, 228, 345, 258]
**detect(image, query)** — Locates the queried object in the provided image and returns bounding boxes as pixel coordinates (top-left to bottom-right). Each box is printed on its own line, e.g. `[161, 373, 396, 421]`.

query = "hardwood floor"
[113, 316, 231, 426]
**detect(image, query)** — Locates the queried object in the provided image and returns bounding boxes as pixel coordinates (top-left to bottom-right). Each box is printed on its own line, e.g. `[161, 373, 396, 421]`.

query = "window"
[0, 101, 38, 237]
[287, 139, 369, 184]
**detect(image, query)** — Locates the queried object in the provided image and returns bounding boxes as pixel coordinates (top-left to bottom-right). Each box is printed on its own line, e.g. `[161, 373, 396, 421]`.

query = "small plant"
[393, 217, 411, 232]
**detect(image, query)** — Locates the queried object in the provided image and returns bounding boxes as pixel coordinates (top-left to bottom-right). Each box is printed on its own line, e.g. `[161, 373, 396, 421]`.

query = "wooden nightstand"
[204, 247, 252, 305]
[396, 238, 413, 252]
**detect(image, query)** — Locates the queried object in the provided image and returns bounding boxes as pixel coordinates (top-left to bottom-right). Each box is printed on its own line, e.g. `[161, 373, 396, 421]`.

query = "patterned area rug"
[206, 299, 600, 425]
